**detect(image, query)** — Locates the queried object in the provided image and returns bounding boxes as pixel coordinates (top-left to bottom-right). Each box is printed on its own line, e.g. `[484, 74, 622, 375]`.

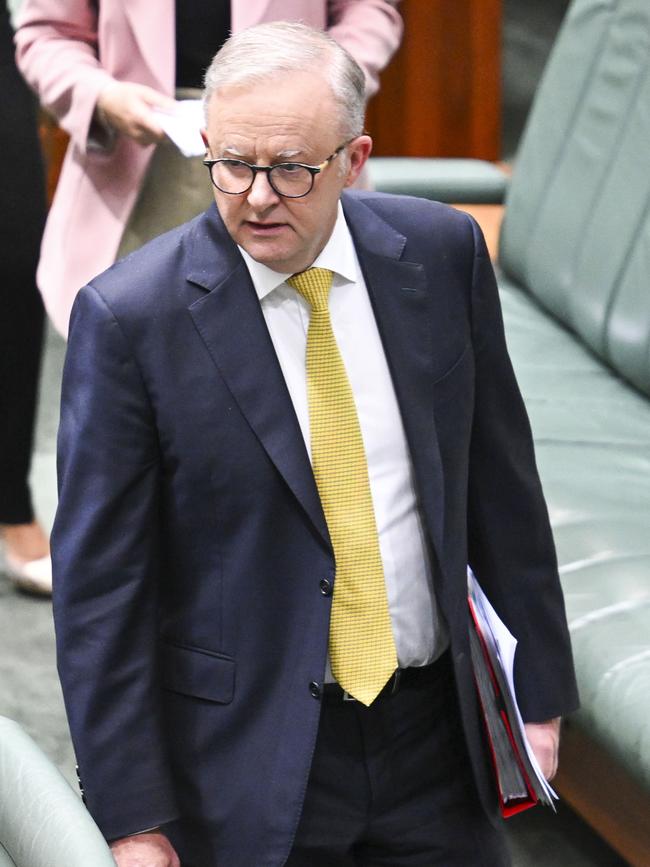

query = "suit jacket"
[14, 0, 402, 337]
[52, 191, 579, 866]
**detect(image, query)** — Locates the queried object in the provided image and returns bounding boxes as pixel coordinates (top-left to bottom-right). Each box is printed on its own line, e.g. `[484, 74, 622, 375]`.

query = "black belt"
[322, 658, 444, 704]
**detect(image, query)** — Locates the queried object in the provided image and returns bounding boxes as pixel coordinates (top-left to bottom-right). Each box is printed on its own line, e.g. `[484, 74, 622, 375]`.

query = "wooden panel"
[38, 111, 68, 207]
[555, 720, 650, 866]
[366, 0, 502, 159]
[452, 204, 504, 261]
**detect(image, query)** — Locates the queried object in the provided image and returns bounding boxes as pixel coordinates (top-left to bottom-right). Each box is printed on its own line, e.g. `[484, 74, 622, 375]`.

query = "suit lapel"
[122, 0, 175, 94]
[186, 209, 330, 548]
[342, 195, 446, 561]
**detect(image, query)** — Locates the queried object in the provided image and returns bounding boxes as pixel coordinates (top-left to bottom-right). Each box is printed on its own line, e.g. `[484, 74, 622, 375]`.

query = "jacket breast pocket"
[160, 641, 235, 704]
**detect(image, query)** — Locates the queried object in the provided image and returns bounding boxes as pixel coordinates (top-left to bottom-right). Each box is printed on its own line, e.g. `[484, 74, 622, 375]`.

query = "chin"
[246, 246, 296, 273]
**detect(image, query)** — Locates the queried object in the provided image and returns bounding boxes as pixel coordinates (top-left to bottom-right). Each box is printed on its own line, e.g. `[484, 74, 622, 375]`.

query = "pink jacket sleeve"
[14, 0, 115, 152]
[327, 0, 403, 98]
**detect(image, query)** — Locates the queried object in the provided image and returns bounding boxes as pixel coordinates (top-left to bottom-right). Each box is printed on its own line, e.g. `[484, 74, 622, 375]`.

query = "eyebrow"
[220, 145, 306, 163]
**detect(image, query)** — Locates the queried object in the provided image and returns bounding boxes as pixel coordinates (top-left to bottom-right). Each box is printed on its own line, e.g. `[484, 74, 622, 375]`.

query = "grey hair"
[203, 21, 366, 140]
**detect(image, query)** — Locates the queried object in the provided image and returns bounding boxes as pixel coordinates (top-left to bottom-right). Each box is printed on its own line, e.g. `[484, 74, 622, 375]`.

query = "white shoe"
[3, 551, 52, 596]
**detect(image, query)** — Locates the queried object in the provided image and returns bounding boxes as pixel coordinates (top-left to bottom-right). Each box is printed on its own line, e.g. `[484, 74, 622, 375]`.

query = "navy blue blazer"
[52, 191, 579, 866]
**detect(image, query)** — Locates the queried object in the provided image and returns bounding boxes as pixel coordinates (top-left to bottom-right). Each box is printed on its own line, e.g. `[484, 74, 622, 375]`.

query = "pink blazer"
[15, 0, 402, 337]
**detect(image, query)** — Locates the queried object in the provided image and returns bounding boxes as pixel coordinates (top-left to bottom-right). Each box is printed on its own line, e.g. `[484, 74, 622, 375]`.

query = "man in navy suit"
[53, 21, 579, 867]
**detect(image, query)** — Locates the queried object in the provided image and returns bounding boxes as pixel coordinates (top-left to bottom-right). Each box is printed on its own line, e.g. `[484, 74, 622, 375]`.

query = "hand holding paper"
[524, 718, 561, 781]
[97, 82, 175, 146]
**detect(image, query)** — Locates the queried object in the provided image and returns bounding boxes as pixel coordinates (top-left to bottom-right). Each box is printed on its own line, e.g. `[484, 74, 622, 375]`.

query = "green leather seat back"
[499, 0, 650, 397]
[367, 157, 508, 203]
[0, 844, 15, 867]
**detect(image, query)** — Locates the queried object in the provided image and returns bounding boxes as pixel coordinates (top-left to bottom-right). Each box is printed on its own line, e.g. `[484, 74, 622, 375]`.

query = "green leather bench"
[370, 1, 650, 861]
[497, 0, 650, 862]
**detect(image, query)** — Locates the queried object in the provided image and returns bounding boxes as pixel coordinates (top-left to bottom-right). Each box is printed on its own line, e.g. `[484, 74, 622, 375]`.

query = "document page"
[153, 100, 205, 157]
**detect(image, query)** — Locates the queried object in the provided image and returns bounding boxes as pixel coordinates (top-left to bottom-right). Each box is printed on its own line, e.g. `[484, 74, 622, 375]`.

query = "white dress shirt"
[239, 204, 448, 674]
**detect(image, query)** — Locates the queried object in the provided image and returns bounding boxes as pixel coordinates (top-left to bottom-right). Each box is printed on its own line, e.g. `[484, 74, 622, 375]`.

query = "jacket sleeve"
[327, 0, 403, 98]
[465, 216, 580, 724]
[14, 0, 116, 152]
[52, 283, 180, 840]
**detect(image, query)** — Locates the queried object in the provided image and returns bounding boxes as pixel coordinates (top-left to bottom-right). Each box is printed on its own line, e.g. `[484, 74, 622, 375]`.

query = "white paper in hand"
[152, 100, 205, 157]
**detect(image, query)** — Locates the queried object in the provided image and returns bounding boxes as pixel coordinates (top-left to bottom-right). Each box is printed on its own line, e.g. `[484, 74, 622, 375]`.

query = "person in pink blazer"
[14, 0, 403, 338]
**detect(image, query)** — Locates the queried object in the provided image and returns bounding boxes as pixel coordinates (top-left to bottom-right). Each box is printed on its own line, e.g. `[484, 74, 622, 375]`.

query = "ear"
[200, 129, 209, 151]
[344, 135, 373, 188]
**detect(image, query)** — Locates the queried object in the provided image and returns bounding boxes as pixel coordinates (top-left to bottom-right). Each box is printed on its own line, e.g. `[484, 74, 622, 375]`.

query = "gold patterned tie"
[287, 267, 397, 705]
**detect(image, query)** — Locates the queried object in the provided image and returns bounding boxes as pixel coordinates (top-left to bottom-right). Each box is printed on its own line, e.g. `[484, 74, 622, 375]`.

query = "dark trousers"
[0, 6, 46, 524]
[286, 653, 511, 867]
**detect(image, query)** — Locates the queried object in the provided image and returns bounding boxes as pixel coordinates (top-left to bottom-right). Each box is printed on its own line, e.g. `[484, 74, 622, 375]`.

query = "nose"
[246, 169, 280, 210]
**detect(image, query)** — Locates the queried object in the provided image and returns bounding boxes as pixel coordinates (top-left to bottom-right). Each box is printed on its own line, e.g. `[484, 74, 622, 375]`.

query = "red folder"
[468, 596, 544, 817]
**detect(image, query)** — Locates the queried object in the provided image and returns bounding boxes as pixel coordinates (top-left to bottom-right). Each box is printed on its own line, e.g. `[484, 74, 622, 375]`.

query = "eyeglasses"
[203, 142, 350, 198]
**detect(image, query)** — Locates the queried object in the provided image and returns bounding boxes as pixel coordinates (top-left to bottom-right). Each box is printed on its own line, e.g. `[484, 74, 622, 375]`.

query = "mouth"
[244, 221, 289, 236]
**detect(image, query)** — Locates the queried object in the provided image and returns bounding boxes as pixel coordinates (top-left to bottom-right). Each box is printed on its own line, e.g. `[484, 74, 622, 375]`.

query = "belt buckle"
[342, 671, 402, 702]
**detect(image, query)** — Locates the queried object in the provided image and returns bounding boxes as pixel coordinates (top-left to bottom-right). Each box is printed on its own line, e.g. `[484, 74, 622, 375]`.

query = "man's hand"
[109, 831, 181, 866]
[524, 717, 561, 780]
[96, 82, 176, 146]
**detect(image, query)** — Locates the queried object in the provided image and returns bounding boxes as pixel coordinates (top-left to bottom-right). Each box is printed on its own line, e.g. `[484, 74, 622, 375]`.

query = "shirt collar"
[239, 202, 357, 302]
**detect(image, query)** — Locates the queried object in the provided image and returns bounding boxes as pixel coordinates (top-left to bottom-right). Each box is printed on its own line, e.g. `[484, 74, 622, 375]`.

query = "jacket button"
[309, 681, 322, 699]
[319, 578, 332, 596]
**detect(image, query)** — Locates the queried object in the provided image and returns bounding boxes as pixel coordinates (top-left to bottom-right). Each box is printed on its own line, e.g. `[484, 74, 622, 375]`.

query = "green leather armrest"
[0, 717, 115, 867]
[367, 157, 509, 203]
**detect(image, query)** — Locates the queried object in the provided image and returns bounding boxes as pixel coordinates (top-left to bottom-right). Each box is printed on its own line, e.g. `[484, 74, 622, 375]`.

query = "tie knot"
[287, 267, 333, 312]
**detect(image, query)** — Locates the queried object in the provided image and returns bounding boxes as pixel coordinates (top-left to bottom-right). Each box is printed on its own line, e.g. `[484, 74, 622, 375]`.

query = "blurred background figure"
[14, 0, 403, 338]
[0, 0, 50, 595]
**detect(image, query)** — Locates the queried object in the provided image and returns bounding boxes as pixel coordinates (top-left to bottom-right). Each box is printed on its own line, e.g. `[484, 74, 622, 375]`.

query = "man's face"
[203, 72, 371, 274]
